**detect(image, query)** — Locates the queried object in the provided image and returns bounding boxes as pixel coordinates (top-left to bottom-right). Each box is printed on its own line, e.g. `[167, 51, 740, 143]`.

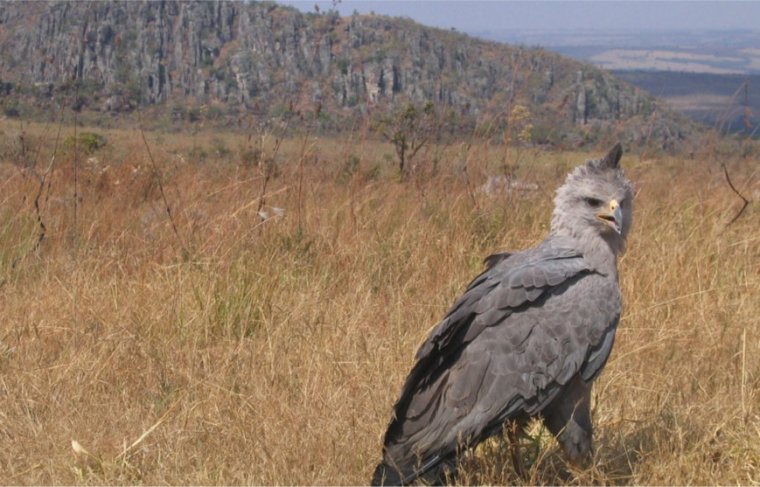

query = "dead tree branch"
[722, 162, 749, 226]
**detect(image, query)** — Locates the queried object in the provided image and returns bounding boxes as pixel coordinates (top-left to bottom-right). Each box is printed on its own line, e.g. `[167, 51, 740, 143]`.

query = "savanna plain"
[0, 117, 758, 485]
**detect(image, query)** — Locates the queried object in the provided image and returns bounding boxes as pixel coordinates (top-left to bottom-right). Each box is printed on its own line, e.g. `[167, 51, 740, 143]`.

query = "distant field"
[477, 28, 760, 137]
[483, 29, 760, 76]
[614, 71, 760, 136]
[582, 47, 760, 76]
[0, 118, 758, 484]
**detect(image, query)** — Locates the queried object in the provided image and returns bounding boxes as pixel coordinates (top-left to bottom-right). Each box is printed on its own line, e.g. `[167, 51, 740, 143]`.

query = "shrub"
[3, 106, 20, 118]
[211, 137, 232, 159]
[188, 108, 202, 123]
[64, 132, 107, 154]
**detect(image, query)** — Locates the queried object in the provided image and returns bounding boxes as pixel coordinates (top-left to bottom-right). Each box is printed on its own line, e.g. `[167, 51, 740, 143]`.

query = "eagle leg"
[542, 375, 593, 467]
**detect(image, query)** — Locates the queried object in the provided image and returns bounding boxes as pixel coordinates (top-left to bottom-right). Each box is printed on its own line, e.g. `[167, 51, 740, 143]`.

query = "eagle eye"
[583, 197, 603, 207]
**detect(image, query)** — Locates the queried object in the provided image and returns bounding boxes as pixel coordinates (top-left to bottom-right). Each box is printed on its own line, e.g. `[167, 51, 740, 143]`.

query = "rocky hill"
[0, 1, 699, 149]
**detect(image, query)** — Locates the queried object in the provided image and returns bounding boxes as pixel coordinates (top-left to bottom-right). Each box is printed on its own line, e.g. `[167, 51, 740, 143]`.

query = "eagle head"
[551, 143, 634, 255]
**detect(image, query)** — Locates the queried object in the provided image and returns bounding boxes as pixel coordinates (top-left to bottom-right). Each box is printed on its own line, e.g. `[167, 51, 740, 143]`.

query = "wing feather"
[580, 315, 619, 381]
[381, 245, 618, 480]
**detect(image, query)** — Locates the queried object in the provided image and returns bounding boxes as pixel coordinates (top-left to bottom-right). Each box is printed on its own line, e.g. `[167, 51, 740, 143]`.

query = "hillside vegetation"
[0, 1, 699, 150]
[0, 116, 758, 484]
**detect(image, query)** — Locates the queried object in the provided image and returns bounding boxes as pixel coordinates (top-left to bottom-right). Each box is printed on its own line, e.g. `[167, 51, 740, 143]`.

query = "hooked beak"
[597, 199, 623, 234]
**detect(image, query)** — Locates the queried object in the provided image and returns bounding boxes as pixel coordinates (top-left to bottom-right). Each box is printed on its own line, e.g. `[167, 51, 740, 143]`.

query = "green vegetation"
[64, 132, 107, 154]
[376, 102, 441, 176]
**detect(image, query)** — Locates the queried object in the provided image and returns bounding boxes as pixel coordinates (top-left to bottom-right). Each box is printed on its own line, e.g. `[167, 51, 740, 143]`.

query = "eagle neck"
[547, 228, 620, 277]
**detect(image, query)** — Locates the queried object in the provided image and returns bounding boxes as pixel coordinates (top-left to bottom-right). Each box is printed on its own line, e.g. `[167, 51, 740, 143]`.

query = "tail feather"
[371, 454, 454, 486]
[371, 462, 404, 486]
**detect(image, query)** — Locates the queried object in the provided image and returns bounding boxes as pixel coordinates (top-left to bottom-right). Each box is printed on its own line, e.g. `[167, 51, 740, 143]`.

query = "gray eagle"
[372, 144, 633, 485]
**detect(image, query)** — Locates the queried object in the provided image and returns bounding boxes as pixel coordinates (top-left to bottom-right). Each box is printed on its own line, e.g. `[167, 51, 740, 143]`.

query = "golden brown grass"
[0, 119, 758, 485]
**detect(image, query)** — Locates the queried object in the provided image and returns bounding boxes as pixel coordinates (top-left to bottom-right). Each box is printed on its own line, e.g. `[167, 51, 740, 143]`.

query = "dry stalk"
[254, 114, 292, 218]
[23, 103, 66, 254]
[296, 124, 316, 229]
[458, 141, 480, 211]
[137, 110, 189, 257]
[116, 391, 185, 462]
[721, 162, 749, 226]
[70, 10, 92, 244]
[715, 79, 750, 135]
[72, 83, 80, 242]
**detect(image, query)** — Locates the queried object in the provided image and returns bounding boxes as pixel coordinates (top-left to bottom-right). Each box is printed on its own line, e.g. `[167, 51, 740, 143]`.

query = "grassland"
[0, 117, 758, 485]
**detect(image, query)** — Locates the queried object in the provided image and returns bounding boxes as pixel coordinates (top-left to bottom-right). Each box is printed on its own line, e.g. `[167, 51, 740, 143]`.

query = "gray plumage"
[372, 144, 633, 485]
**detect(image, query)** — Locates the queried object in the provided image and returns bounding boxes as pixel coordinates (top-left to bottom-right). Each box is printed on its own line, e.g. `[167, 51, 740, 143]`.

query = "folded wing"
[376, 245, 619, 484]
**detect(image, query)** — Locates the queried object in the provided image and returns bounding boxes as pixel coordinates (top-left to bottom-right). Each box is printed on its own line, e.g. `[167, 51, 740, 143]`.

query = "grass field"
[0, 118, 758, 484]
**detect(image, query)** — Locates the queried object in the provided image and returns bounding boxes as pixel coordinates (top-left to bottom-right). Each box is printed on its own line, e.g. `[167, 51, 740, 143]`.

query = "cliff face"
[0, 1, 695, 147]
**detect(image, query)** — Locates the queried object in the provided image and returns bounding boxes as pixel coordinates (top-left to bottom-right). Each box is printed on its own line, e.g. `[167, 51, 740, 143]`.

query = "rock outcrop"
[0, 1, 698, 148]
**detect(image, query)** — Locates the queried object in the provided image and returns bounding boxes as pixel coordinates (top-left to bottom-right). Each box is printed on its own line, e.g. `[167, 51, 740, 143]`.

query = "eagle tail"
[371, 454, 453, 486]
[371, 461, 404, 486]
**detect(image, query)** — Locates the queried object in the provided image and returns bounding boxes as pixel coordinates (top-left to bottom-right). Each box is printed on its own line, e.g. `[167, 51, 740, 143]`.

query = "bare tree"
[377, 102, 438, 177]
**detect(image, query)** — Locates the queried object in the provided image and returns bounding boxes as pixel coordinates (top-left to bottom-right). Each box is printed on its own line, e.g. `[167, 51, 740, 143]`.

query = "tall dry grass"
[0, 119, 758, 484]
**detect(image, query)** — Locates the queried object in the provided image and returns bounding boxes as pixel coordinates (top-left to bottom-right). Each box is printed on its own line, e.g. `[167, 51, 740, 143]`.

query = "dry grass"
[0, 119, 758, 485]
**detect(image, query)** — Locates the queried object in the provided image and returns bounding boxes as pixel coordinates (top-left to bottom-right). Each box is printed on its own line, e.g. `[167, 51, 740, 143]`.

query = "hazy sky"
[278, 1, 760, 34]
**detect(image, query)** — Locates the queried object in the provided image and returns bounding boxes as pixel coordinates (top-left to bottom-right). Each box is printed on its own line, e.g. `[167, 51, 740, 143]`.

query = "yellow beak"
[597, 199, 623, 234]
